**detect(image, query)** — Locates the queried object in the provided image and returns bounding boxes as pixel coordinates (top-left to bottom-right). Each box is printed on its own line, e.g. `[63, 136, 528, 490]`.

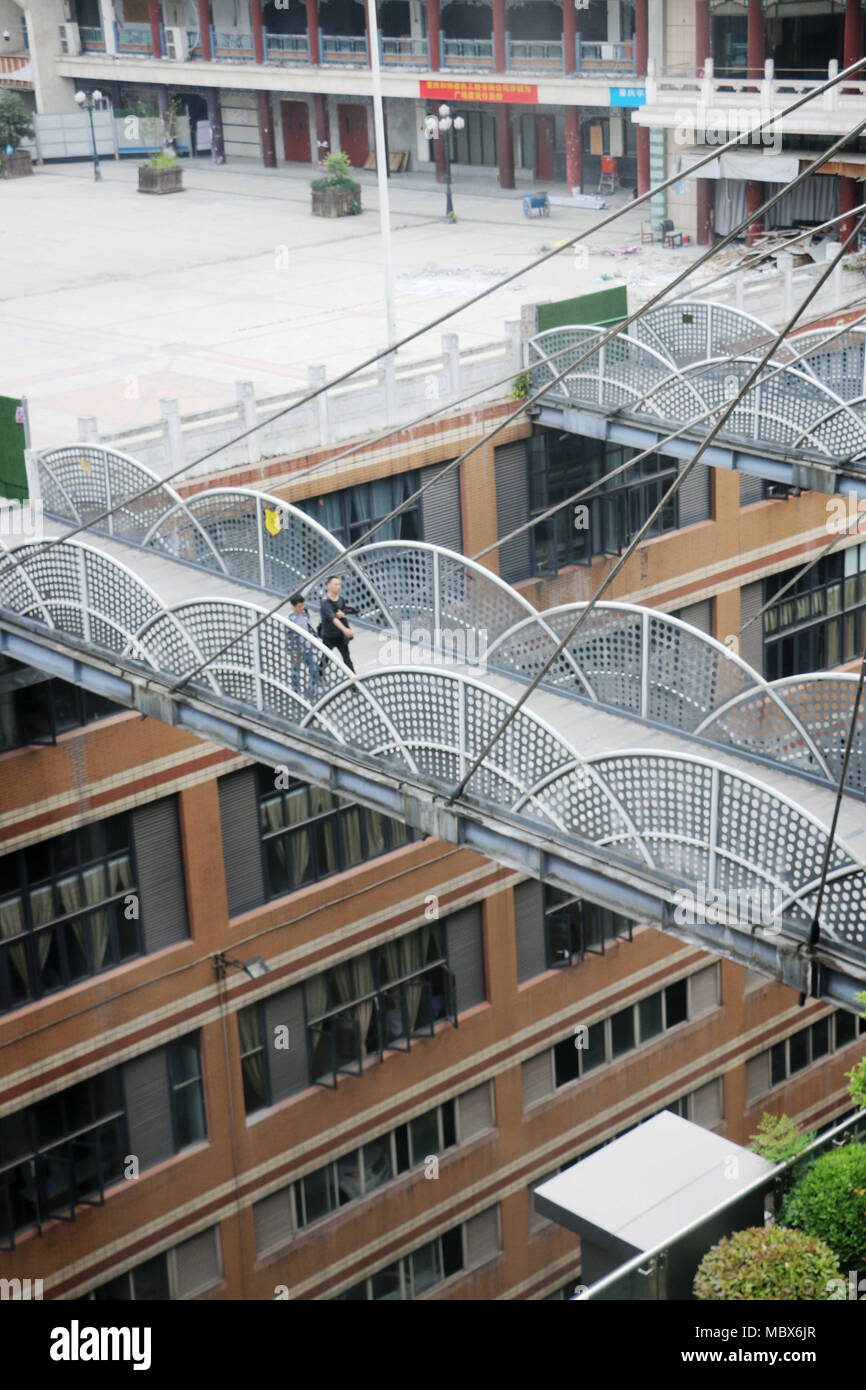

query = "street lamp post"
[74, 89, 103, 182]
[423, 105, 465, 222]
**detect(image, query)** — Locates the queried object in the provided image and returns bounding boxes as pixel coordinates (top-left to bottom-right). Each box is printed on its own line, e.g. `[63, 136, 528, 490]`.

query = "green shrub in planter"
[781, 1142, 866, 1271]
[748, 1113, 815, 1165]
[311, 150, 361, 217]
[693, 1225, 841, 1300]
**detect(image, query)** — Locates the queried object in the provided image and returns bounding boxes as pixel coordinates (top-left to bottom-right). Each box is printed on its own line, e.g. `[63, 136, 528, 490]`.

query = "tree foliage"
[694, 1225, 841, 1300]
[781, 1143, 866, 1271]
[0, 92, 33, 152]
[748, 1112, 814, 1164]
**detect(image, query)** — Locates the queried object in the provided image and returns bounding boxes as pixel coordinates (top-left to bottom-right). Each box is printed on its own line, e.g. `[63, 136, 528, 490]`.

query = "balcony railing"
[115, 23, 152, 54]
[210, 27, 255, 60]
[381, 35, 428, 66]
[264, 31, 310, 63]
[0, 1115, 123, 1250]
[321, 34, 368, 64]
[577, 39, 636, 73]
[442, 37, 494, 68]
[507, 37, 564, 70]
[79, 25, 105, 52]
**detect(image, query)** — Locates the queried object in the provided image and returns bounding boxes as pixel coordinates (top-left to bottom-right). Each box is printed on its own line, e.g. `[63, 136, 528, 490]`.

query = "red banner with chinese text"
[419, 80, 538, 105]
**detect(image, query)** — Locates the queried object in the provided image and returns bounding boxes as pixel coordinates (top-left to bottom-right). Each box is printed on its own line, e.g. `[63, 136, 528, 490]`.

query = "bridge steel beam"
[2, 617, 863, 1014]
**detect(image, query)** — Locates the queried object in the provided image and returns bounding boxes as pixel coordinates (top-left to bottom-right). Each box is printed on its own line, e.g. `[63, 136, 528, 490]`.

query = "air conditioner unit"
[58, 21, 81, 56]
[164, 26, 190, 61]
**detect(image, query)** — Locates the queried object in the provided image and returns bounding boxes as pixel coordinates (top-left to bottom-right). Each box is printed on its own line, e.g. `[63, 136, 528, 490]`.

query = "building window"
[527, 432, 679, 576]
[305, 917, 458, 1088]
[295, 471, 422, 549]
[0, 813, 140, 1014]
[333, 1207, 500, 1300]
[256, 765, 412, 901]
[544, 885, 633, 967]
[89, 1227, 222, 1300]
[746, 1009, 866, 1103]
[523, 966, 721, 1103]
[0, 656, 122, 753]
[764, 545, 866, 679]
[252, 1081, 493, 1256]
[0, 1068, 127, 1247]
[0, 1035, 207, 1247]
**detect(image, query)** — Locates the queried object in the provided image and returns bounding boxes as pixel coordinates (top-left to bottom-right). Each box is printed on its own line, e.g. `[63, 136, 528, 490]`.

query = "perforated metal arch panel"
[2, 536, 866, 954]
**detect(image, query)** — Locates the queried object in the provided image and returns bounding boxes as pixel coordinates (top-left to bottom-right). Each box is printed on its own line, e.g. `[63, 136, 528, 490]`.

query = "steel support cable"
[472, 303, 866, 565]
[4, 56, 866, 580]
[447, 206, 866, 805]
[799, 638, 866, 1002]
[163, 114, 866, 697]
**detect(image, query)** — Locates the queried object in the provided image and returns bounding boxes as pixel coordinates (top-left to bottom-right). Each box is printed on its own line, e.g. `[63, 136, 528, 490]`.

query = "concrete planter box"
[0, 150, 33, 180]
[138, 163, 184, 195]
[311, 183, 361, 218]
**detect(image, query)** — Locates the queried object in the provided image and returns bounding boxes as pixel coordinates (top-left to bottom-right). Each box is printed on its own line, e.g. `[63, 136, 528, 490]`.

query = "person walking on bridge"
[319, 575, 356, 674]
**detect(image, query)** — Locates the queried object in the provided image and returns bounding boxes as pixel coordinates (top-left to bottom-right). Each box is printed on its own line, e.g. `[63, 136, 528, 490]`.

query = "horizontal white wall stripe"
[496, 1250, 581, 1302]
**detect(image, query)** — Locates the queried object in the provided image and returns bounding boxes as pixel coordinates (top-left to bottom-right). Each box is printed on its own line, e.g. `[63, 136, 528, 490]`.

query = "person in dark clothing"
[286, 592, 318, 697]
[319, 575, 356, 674]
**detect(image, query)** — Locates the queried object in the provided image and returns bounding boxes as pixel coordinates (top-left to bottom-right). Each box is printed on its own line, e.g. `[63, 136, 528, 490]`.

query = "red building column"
[563, 0, 577, 76]
[433, 123, 447, 182]
[746, 0, 764, 240]
[695, 0, 710, 73]
[250, 0, 266, 63]
[635, 0, 649, 194]
[306, 0, 320, 64]
[746, 180, 764, 244]
[497, 104, 514, 188]
[313, 93, 330, 158]
[258, 91, 277, 166]
[197, 0, 212, 62]
[364, 0, 373, 64]
[840, 174, 858, 245]
[565, 105, 582, 191]
[747, 0, 763, 79]
[696, 0, 712, 241]
[148, 0, 162, 58]
[493, 0, 507, 72]
[428, 0, 441, 70]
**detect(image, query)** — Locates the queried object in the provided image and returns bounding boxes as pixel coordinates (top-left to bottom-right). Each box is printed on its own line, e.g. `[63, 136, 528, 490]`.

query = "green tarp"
[0, 395, 27, 500]
[537, 285, 628, 333]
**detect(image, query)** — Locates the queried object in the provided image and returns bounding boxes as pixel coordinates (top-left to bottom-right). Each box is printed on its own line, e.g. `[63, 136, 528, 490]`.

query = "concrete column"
[428, 0, 441, 70]
[98, 0, 118, 56]
[498, 104, 514, 188]
[207, 87, 224, 160]
[563, 0, 576, 75]
[258, 91, 277, 166]
[493, 0, 507, 72]
[635, 0, 648, 194]
[251, 0, 265, 63]
[565, 104, 582, 192]
[746, 179, 763, 244]
[606, 0, 621, 42]
[306, 0, 320, 64]
[148, 0, 163, 57]
[747, 0, 763, 79]
[197, 0, 213, 61]
[313, 93, 330, 158]
[695, 0, 710, 73]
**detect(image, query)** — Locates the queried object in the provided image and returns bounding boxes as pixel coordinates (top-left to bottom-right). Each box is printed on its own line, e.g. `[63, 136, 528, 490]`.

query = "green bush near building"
[781, 1143, 866, 1272]
[694, 1225, 841, 1300]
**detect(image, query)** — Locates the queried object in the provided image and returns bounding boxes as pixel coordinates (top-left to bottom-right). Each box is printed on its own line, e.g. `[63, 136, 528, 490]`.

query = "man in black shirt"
[319, 575, 356, 673]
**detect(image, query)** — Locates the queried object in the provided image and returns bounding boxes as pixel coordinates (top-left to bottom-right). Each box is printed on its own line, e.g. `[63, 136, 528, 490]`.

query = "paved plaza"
[0, 154, 681, 448]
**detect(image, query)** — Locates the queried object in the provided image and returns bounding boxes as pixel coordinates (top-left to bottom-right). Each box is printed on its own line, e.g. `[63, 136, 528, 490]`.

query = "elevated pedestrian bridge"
[529, 301, 866, 497]
[1, 443, 865, 1008]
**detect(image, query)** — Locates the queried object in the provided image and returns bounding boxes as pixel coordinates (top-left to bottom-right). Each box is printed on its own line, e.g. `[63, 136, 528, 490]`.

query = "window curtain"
[305, 972, 330, 1078]
[28, 883, 55, 978]
[341, 807, 363, 865]
[403, 927, 426, 1029]
[365, 811, 386, 858]
[238, 1007, 267, 1110]
[0, 896, 28, 991]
